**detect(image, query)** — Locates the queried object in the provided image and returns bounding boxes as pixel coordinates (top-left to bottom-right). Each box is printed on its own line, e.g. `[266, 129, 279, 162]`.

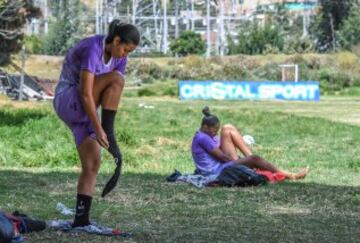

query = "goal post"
[279, 64, 299, 82]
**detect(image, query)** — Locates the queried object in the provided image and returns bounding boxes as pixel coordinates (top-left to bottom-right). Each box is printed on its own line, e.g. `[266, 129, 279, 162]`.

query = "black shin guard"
[72, 194, 92, 227]
[101, 109, 122, 163]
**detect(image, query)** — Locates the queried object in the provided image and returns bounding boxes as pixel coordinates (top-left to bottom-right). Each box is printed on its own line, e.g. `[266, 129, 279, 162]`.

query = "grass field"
[0, 95, 359, 242]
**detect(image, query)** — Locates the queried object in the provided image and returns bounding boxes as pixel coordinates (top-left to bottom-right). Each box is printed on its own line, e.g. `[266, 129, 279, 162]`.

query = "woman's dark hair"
[201, 106, 220, 127]
[105, 19, 140, 45]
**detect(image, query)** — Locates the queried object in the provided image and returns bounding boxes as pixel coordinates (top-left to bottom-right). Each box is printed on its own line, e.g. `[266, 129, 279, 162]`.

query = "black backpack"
[0, 210, 46, 243]
[0, 212, 14, 243]
[217, 164, 267, 187]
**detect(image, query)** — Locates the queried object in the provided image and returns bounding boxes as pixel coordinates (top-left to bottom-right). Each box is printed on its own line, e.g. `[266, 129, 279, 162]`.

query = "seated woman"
[191, 107, 309, 180]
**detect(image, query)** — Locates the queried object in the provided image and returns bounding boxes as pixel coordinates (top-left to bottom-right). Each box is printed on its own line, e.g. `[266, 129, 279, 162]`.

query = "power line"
[28, 0, 320, 56]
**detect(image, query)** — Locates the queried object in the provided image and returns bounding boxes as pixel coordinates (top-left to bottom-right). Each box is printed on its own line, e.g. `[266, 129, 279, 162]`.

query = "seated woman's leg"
[220, 124, 252, 160]
[236, 155, 308, 180]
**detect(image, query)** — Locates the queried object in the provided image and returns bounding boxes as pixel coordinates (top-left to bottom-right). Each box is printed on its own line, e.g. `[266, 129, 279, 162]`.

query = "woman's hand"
[210, 148, 233, 163]
[95, 127, 109, 149]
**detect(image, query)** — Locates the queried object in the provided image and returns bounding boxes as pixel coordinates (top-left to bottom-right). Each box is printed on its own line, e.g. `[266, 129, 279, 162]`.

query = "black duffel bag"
[217, 164, 267, 187]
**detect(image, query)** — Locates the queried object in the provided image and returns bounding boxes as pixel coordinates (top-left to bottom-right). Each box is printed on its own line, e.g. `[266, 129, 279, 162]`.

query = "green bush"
[285, 53, 306, 64]
[160, 67, 177, 80]
[222, 63, 251, 80]
[42, 0, 84, 55]
[336, 52, 359, 70]
[139, 74, 155, 84]
[162, 87, 177, 97]
[129, 53, 360, 93]
[138, 88, 156, 97]
[283, 36, 315, 54]
[130, 51, 171, 58]
[170, 30, 206, 56]
[168, 66, 193, 80]
[306, 57, 322, 70]
[263, 44, 281, 55]
[318, 68, 353, 91]
[253, 63, 281, 81]
[195, 64, 223, 80]
[228, 21, 285, 55]
[337, 0, 360, 49]
[351, 44, 360, 57]
[127, 61, 162, 79]
[24, 35, 43, 54]
[182, 55, 206, 69]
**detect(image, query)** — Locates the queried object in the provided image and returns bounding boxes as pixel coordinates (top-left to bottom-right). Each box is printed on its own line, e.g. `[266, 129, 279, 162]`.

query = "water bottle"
[56, 202, 74, 216]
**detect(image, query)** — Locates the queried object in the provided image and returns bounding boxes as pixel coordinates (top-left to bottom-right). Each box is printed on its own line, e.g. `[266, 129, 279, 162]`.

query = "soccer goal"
[279, 64, 299, 82]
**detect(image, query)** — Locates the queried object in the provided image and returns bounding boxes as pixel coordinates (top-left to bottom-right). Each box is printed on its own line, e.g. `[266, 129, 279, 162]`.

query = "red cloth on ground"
[255, 170, 286, 183]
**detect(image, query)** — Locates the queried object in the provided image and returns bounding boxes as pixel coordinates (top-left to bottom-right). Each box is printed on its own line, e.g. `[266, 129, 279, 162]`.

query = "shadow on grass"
[0, 109, 48, 126]
[0, 169, 359, 243]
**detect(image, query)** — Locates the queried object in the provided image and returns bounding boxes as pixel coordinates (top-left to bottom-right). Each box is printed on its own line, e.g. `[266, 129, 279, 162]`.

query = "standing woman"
[53, 20, 140, 227]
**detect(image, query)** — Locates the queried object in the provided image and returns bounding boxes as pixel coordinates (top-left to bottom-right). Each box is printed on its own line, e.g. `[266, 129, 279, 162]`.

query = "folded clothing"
[48, 220, 132, 238]
[166, 170, 219, 188]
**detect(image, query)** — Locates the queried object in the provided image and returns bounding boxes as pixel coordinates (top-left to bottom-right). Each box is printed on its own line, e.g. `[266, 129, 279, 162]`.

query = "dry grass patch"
[0, 95, 47, 109]
[156, 136, 177, 146]
[264, 205, 312, 215]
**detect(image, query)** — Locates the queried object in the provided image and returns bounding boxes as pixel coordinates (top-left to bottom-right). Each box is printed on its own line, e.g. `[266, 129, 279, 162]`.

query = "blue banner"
[178, 81, 320, 101]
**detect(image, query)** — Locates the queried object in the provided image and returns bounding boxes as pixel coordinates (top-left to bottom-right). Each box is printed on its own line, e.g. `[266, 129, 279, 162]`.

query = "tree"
[169, 30, 206, 56]
[228, 21, 284, 55]
[259, 3, 292, 33]
[0, 0, 41, 65]
[283, 36, 314, 54]
[338, 0, 360, 49]
[310, 0, 353, 51]
[42, 0, 84, 55]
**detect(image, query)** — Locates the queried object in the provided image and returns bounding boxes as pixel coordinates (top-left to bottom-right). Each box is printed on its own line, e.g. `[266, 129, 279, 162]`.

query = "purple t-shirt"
[191, 130, 235, 176]
[55, 35, 127, 94]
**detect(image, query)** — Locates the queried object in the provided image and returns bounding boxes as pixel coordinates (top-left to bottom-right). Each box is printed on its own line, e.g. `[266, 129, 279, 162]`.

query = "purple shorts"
[53, 86, 96, 147]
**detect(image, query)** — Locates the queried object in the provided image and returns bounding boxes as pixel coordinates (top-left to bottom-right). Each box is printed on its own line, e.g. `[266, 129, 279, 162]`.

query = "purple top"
[55, 35, 127, 94]
[191, 130, 235, 176]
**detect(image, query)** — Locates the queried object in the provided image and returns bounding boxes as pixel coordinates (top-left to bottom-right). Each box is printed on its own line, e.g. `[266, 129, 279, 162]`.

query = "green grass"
[336, 87, 360, 96]
[0, 97, 359, 242]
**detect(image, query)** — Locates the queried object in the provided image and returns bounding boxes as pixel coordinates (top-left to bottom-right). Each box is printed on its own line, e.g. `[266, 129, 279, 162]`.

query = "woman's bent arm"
[209, 148, 233, 162]
[80, 70, 109, 148]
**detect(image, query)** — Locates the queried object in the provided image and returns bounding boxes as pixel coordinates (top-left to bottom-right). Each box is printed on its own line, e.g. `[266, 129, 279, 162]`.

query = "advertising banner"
[178, 81, 320, 101]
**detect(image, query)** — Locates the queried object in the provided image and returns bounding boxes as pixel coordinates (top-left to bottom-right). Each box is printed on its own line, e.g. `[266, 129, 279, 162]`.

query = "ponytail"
[202, 106, 211, 117]
[105, 19, 140, 45]
[201, 106, 220, 127]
